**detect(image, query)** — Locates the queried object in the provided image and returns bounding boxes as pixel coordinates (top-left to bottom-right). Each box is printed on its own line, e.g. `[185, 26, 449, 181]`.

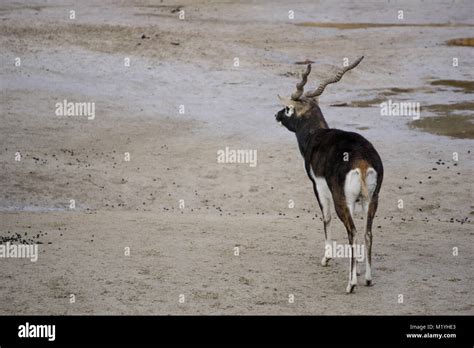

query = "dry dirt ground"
[0, 0, 473, 314]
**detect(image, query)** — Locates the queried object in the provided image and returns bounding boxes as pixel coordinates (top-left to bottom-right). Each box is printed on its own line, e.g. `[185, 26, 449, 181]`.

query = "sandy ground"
[0, 0, 473, 314]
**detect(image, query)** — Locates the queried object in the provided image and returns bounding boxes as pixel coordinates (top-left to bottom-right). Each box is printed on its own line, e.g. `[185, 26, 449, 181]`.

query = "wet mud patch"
[332, 84, 472, 109]
[446, 38, 474, 47]
[379, 88, 417, 96]
[346, 97, 386, 108]
[331, 87, 420, 108]
[429, 80, 474, 94]
[331, 96, 385, 109]
[330, 85, 474, 139]
[136, 4, 183, 10]
[134, 4, 183, 17]
[410, 115, 474, 139]
[412, 101, 474, 139]
[423, 101, 474, 113]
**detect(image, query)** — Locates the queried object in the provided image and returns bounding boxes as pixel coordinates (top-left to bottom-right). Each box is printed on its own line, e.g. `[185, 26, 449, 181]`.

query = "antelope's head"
[275, 56, 364, 132]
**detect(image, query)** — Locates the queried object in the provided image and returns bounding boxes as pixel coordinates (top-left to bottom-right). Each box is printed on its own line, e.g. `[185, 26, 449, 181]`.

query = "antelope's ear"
[294, 103, 311, 116]
[278, 95, 293, 107]
[278, 95, 310, 116]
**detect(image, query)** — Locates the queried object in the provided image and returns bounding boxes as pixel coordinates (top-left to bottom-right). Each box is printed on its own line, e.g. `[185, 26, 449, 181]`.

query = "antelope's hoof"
[346, 284, 356, 294]
[321, 257, 331, 266]
[365, 279, 372, 286]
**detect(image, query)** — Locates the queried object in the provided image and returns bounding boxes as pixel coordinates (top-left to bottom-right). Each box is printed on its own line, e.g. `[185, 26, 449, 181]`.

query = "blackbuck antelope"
[275, 57, 383, 293]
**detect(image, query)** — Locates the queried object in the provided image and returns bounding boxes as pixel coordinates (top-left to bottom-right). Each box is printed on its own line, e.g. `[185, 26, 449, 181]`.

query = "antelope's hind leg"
[333, 199, 358, 294]
[364, 195, 378, 286]
[364, 169, 378, 286]
[340, 171, 363, 294]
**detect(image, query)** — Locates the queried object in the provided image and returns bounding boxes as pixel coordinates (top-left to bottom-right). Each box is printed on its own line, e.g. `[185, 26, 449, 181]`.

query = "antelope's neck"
[295, 114, 329, 158]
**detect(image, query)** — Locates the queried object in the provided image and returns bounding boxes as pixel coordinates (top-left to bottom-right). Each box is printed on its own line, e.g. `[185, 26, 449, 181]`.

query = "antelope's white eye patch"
[285, 106, 294, 117]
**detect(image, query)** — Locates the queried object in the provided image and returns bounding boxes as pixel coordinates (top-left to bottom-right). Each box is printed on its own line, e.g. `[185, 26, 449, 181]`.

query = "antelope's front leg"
[311, 175, 333, 267]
